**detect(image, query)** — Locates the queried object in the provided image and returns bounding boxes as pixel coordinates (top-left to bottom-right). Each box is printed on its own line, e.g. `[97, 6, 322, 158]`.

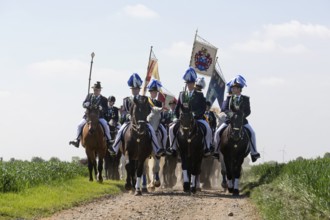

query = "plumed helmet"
[108, 96, 116, 102]
[127, 73, 143, 88]
[147, 79, 162, 92]
[182, 67, 197, 83]
[195, 77, 206, 90]
[92, 81, 102, 89]
[226, 75, 247, 88]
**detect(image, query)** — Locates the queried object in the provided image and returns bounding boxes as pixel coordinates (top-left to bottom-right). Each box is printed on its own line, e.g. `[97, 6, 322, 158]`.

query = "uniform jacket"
[83, 93, 108, 118]
[175, 90, 206, 120]
[105, 106, 119, 122]
[221, 95, 250, 124]
[123, 95, 151, 122]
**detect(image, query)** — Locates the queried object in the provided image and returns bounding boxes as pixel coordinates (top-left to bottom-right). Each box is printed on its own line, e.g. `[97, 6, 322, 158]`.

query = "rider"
[163, 99, 177, 127]
[166, 67, 212, 156]
[147, 79, 168, 152]
[213, 75, 261, 162]
[108, 73, 165, 157]
[105, 96, 119, 124]
[69, 81, 112, 149]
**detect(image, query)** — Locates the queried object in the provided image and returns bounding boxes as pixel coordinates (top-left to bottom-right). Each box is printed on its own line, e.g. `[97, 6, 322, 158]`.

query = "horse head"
[86, 105, 100, 134]
[131, 96, 150, 136]
[179, 107, 196, 137]
[229, 111, 245, 142]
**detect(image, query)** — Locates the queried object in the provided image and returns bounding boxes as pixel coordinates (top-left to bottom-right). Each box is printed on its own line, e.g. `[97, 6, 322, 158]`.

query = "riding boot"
[251, 153, 261, 162]
[166, 148, 177, 157]
[204, 148, 211, 157]
[156, 148, 165, 157]
[107, 140, 116, 155]
[69, 139, 80, 148]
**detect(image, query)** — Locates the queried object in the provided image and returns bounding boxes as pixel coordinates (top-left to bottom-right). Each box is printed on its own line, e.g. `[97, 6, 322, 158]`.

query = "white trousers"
[169, 119, 212, 150]
[112, 122, 161, 154]
[157, 124, 168, 149]
[76, 118, 111, 141]
[213, 123, 259, 155]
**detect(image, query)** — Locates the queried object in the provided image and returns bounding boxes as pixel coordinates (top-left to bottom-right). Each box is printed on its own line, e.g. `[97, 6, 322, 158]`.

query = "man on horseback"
[108, 73, 165, 157]
[205, 101, 217, 135]
[147, 79, 168, 152]
[213, 75, 261, 162]
[69, 81, 113, 149]
[167, 67, 212, 156]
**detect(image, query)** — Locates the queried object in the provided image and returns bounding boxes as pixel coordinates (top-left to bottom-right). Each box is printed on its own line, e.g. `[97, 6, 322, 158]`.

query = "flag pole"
[142, 46, 153, 96]
[87, 52, 95, 95]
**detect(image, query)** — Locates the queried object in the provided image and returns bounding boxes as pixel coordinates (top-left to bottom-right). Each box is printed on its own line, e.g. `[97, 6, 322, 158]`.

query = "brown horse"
[220, 111, 249, 196]
[123, 96, 152, 195]
[81, 105, 107, 183]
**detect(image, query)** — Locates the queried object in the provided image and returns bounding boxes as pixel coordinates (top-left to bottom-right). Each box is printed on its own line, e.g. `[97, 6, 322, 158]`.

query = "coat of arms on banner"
[194, 47, 213, 72]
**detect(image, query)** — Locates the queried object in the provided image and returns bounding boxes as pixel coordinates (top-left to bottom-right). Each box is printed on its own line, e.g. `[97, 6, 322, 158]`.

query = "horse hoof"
[191, 187, 197, 194]
[228, 187, 234, 193]
[148, 186, 155, 192]
[135, 190, 142, 196]
[196, 187, 202, 192]
[183, 182, 190, 192]
[142, 188, 148, 193]
[233, 189, 240, 196]
[154, 180, 161, 188]
[221, 182, 228, 190]
[125, 183, 132, 191]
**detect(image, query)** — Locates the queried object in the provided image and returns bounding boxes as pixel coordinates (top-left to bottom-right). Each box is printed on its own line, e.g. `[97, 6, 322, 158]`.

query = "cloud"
[258, 77, 288, 86]
[232, 20, 330, 53]
[0, 90, 10, 98]
[161, 41, 191, 58]
[121, 4, 159, 19]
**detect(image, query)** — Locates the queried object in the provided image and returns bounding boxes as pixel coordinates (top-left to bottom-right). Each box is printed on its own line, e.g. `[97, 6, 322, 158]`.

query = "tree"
[323, 152, 330, 158]
[31, 157, 44, 163]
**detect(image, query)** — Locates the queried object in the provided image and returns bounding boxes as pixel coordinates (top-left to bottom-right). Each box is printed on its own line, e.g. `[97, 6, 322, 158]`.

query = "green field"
[241, 157, 330, 220]
[0, 160, 124, 219]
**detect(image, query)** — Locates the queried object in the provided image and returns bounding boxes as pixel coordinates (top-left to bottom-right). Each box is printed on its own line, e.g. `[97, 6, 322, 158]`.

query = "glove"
[98, 105, 103, 111]
[173, 118, 178, 123]
[83, 102, 90, 108]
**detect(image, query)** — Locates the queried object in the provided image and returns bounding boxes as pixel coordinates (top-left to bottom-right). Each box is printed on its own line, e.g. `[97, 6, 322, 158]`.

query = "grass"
[0, 176, 124, 220]
[241, 158, 330, 220]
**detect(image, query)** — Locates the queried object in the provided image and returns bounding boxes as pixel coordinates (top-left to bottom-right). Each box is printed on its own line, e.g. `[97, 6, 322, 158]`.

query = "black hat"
[169, 100, 177, 105]
[92, 81, 102, 89]
[148, 86, 159, 92]
[108, 96, 116, 102]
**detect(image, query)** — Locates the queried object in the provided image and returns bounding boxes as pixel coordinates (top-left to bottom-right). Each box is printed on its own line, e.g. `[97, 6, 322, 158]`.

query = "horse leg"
[219, 152, 228, 190]
[181, 154, 190, 192]
[135, 159, 145, 196]
[104, 152, 110, 180]
[153, 156, 161, 188]
[223, 155, 233, 193]
[87, 157, 94, 182]
[124, 152, 132, 190]
[114, 154, 121, 180]
[233, 158, 244, 196]
[142, 159, 148, 193]
[97, 155, 104, 183]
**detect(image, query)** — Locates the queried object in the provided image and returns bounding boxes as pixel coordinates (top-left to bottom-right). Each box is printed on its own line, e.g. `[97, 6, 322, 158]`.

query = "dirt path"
[43, 188, 261, 220]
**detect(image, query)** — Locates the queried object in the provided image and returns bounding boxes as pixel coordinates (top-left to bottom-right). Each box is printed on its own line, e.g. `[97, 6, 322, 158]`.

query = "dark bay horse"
[81, 106, 107, 183]
[123, 96, 152, 195]
[220, 111, 250, 196]
[177, 109, 204, 193]
[104, 119, 121, 180]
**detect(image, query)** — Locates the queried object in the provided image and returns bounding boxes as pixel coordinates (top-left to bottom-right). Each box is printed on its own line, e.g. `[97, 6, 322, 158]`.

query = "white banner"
[190, 36, 218, 76]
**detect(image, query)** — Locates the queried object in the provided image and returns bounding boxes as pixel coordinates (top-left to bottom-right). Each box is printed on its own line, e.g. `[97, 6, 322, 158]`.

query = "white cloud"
[232, 20, 329, 53]
[161, 41, 191, 58]
[122, 4, 159, 19]
[261, 20, 330, 39]
[0, 90, 10, 98]
[258, 77, 288, 86]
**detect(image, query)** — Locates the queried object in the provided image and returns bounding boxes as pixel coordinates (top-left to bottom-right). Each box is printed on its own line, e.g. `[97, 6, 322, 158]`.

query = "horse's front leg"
[124, 151, 132, 190]
[152, 156, 161, 188]
[97, 156, 104, 183]
[87, 158, 94, 182]
[180, 154, 190, 193]
[142, 158, 149, 193]
[135, 158, 145, 196]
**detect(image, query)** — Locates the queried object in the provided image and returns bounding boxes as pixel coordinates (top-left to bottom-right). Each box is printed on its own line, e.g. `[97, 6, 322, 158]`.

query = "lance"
[87, 52, 95, 95]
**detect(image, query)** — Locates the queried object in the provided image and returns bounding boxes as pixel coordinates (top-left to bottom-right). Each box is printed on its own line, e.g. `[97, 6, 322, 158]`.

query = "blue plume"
[127, 73, 143, 88]
[183, 67, 197, 82]
[147, 79, 162, 91]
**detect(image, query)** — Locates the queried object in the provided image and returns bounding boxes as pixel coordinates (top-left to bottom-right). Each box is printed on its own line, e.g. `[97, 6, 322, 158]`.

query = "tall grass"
[242, 157, 330, 219]
[0, 160, 87, 193]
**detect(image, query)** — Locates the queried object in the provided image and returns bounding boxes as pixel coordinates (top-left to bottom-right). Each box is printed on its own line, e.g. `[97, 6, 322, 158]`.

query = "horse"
[176, 109, 204, 193]
[81, 105, 107, 183]
[123, 96, 153, 195]
[142, 106, 164, 192]
[219, 111, 250, 196]
[104, 119, 122, 180]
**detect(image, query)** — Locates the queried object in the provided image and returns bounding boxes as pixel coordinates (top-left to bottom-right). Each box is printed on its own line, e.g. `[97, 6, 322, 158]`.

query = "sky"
[1, 0, 329, 163]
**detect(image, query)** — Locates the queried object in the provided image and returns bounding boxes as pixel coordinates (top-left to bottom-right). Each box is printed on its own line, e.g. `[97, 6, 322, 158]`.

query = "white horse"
[142, 106, 167, 192]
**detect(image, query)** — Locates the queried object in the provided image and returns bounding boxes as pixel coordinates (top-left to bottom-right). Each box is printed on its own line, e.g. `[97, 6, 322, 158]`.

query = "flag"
[190, 34, 218, 76]
[206, 65, 226, 108]
[157, 87, 177, 110]
[142, 49, 159, 95]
